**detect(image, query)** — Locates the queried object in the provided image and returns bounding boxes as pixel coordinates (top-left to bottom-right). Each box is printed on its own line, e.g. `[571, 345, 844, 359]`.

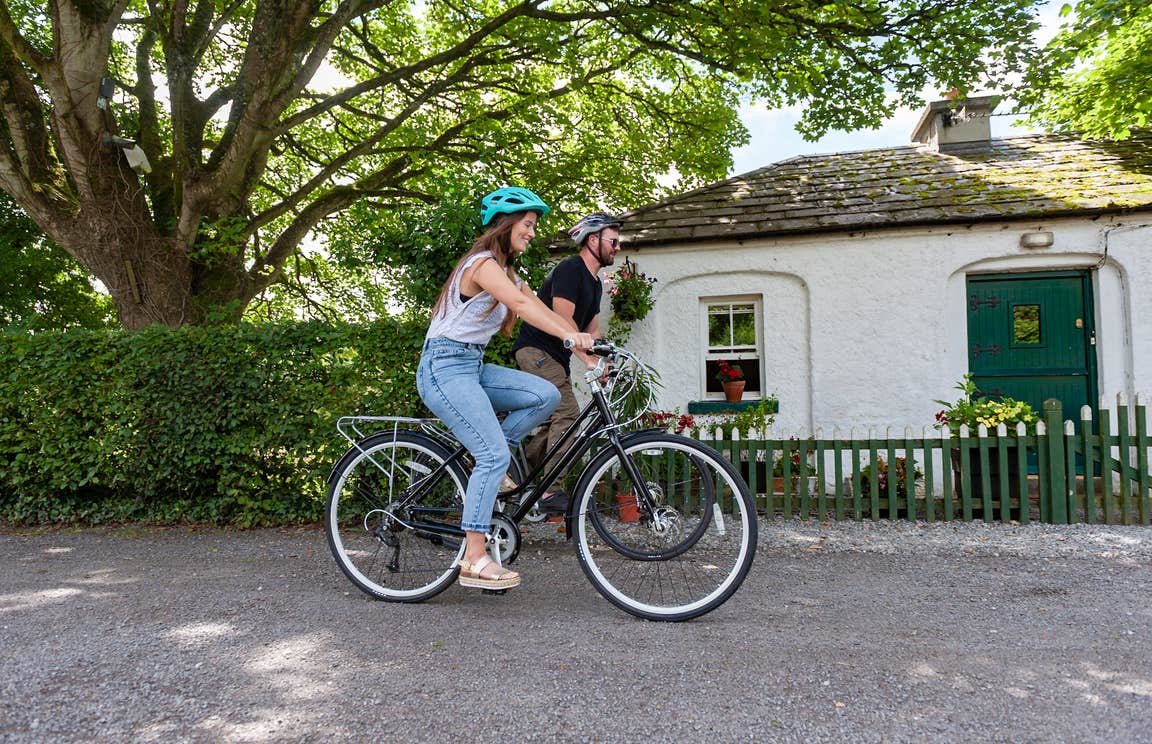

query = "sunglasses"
[598, 236, 620, 248]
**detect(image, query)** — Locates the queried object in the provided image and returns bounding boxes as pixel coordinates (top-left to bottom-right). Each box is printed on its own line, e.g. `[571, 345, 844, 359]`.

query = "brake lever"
[584, 358, 607, 385]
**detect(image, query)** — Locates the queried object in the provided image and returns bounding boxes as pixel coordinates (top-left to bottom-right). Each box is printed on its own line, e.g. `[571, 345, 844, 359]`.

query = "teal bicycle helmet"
[480, 186, 550, 226]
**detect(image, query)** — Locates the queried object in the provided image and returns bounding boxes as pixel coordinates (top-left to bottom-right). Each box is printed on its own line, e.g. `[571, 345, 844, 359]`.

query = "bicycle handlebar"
[591, 339, 617, 356]
[563, 337, 618, 357]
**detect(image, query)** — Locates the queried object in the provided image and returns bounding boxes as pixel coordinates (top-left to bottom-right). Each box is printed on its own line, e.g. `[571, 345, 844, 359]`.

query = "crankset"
[486, 512, 521, 566]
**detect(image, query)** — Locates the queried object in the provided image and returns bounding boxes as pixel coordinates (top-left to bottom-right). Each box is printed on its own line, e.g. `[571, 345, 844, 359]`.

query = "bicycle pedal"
[481, 588, 509, 596]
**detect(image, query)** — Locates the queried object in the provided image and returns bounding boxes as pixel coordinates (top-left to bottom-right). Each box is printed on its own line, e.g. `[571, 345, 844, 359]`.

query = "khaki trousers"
[515, 347, 581, 472]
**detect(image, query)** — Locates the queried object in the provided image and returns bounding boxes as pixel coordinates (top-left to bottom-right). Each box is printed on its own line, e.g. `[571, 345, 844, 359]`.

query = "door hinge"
[972, 344, 1002, 357]
[969, 295, 1001, 311]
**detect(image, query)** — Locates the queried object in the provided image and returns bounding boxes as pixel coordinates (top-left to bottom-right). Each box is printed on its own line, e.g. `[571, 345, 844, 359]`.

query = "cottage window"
[702, 298, 762, 398]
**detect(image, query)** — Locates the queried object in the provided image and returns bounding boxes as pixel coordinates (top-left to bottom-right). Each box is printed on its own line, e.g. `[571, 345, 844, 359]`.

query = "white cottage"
[610, 99, 1152, 433]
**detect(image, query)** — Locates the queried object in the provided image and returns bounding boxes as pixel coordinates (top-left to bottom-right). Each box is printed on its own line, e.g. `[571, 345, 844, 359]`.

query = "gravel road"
[2, 519, 1151, 743]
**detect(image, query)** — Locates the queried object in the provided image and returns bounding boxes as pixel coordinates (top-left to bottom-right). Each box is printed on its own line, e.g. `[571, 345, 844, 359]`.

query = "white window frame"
[700, 295, 763, 400]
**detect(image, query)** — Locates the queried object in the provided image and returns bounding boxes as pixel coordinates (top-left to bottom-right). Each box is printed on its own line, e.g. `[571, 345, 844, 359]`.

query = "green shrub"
[0, 319, 427, 526]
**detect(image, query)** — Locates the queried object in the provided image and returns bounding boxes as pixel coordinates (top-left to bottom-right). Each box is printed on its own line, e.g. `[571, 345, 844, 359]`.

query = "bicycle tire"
[573, 432, 757, 621]
[325, 429, 467, 602]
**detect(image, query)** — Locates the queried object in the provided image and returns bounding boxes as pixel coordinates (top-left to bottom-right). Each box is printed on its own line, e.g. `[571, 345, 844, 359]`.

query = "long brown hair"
[431, 211, 524, 337]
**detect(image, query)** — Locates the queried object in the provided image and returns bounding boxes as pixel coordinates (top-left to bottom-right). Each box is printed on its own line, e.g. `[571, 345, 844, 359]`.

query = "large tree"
[1017, 0, 1151, 139]
[0, 0, 1040, 328]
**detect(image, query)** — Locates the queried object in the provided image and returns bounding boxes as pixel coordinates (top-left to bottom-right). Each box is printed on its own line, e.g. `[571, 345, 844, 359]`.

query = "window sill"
[686, 399, 779, 415]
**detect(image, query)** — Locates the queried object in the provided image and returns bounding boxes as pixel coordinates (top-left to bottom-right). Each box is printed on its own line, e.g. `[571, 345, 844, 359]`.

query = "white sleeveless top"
[426, 251, 521, 345]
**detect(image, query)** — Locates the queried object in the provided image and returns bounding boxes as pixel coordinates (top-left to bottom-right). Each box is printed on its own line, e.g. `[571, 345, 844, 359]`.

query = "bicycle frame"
[500, 382, 662, 527]
[325, 341, 757, 620]
[364, 355, 661, 540]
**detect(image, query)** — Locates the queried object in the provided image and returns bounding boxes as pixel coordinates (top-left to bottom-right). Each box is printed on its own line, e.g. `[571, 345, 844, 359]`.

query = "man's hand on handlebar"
[562, 333, 596, 352]
[564, 337, 616, 382]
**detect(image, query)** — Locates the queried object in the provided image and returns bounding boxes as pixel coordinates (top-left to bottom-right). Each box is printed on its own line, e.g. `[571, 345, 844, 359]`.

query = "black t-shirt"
[513, 255, 602, 373]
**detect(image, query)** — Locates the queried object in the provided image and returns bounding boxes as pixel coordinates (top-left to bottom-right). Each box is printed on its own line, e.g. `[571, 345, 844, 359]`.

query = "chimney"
[911, 95, 1000, 149]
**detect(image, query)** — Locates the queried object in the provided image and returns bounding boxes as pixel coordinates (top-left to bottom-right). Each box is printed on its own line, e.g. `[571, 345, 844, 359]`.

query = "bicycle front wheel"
[573, 433, 757, 621]
[325, 430, 467, 602]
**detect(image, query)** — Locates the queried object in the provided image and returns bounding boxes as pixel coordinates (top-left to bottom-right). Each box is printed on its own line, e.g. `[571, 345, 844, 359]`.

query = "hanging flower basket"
[606, 257, 657, 322]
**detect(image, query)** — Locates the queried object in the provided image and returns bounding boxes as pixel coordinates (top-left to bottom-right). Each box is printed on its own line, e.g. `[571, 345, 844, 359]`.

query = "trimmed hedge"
[0, 319, 447, 526]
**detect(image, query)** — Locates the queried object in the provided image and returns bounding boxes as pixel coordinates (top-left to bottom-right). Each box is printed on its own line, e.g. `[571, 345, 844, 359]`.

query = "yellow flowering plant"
[934, 374, 1038, 435]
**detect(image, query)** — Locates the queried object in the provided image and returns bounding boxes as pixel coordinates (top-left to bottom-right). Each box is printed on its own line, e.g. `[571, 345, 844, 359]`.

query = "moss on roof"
[622, 132, 1152, 245]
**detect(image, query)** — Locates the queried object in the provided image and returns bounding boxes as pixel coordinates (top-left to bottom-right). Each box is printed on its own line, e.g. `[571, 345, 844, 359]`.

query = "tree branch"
[280, 0, 542, 130]
[0, 41, 52, 184]
[0, 2, 49, 73]
[191, 0, 245, 66]
[0, 147, 53, 222]
[247, 179, 426, 293]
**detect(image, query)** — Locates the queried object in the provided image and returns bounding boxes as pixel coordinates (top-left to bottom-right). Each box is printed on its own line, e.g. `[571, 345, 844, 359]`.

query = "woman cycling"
[417, 187, 594, 591]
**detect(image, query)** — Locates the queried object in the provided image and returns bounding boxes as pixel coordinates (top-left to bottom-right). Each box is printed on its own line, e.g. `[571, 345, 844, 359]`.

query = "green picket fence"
[690, 397, 1151, 525]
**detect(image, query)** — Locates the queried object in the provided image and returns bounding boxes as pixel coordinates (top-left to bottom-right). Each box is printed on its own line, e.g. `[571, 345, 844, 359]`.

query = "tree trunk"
[60, 211, 192, 329]
[38, 155, 199, 329]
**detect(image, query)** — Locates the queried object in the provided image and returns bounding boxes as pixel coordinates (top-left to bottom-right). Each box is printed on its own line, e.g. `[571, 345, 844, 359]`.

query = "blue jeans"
[416, 337, 561, 533]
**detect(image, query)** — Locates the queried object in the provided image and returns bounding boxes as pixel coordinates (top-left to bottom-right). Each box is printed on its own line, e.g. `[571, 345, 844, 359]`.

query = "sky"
[728, 1, 1067, 176]
[727, 100, 1040, 176]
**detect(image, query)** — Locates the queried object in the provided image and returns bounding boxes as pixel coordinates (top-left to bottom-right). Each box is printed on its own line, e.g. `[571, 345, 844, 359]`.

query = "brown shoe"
[538, 489, 569, 514]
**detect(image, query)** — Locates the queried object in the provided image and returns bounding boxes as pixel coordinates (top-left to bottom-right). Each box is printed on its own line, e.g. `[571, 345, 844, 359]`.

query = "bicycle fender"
[326, 445, 362, 486]
[325, 460, 342, 486]
[325, 429, 449, 486]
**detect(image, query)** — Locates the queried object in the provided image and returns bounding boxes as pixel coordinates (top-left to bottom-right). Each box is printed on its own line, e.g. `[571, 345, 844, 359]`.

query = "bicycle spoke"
[326, 431, 467, 601]
[575, 433, 756, 621]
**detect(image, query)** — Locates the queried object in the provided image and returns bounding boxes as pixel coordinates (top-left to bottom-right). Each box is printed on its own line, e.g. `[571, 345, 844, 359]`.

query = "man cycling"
[512, 213, 623, 513]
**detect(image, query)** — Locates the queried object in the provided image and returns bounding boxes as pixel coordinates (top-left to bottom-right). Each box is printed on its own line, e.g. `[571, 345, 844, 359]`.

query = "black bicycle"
[324, 341, 757, 621]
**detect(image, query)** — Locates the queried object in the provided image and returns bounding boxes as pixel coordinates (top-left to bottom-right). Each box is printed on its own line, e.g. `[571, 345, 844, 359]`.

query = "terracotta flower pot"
[616, 493, 640, 522]
[723, 380, 745, 402]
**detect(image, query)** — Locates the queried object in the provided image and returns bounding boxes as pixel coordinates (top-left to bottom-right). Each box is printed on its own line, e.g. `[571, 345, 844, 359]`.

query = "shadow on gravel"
[2, 523, 1151, 742]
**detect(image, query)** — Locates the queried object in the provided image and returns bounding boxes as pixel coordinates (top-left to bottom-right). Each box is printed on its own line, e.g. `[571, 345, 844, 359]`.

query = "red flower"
[643, 410, 695, 434]
[714, 359, 745, 383]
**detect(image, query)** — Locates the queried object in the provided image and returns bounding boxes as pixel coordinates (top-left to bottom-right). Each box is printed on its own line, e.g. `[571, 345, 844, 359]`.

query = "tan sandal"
[457, 555, 521, 590]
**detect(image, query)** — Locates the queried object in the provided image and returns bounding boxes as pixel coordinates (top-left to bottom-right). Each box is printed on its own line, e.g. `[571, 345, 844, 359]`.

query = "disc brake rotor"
[650, 505, 684, 538]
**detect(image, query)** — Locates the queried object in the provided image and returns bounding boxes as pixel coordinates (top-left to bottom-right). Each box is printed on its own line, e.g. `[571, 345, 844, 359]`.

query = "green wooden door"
[966, 272, 1097, 423]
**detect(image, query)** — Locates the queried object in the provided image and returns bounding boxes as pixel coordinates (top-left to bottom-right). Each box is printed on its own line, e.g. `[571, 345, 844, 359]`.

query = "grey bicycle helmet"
[568, 212, 623, 245]
[480, 186, 551, 226]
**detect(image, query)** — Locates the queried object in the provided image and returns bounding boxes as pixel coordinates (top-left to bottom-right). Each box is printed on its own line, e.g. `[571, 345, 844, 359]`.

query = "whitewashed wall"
[607, 214, 1152, 434]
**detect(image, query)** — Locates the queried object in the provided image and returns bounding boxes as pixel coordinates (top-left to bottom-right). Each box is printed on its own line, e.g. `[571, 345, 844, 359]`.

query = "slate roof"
[621, 132, 1152, 247]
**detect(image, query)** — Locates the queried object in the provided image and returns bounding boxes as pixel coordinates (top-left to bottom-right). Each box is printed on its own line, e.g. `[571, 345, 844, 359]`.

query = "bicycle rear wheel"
[573, 432, 757, 621]
[325, 430, 466, 602]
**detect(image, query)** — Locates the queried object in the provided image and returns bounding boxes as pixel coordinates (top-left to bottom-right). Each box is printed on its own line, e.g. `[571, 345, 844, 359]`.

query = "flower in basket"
[934, 373, 1038, 435]
[714, 359, 745, 384]
[606, 258, 657, 322]
[860, 455, 922, 498]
